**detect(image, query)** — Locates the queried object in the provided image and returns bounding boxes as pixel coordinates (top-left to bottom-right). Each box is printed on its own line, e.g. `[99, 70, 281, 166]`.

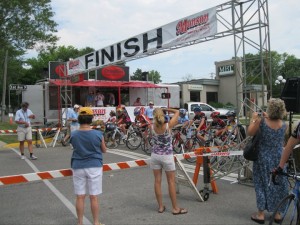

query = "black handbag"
[243, 128, 262, 161]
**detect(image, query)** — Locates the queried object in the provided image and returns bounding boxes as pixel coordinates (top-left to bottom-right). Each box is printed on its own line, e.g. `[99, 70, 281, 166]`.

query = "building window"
[206, 92, 218, 104]
[190, 91, 200, 102]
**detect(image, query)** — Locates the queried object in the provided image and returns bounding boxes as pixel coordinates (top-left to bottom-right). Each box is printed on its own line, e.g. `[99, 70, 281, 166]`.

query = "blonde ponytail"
[154, 108, 165, 127]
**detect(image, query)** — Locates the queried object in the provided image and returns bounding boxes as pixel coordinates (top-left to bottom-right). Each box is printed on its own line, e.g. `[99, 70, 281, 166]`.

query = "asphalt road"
[0, 142, 262, 225]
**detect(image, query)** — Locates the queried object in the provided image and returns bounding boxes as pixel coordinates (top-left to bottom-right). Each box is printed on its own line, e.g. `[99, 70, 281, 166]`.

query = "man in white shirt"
[15, 102, 37, 160]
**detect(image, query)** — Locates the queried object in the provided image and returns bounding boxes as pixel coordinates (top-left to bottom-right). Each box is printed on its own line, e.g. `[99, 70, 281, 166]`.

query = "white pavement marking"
[10, 148, 92, 225]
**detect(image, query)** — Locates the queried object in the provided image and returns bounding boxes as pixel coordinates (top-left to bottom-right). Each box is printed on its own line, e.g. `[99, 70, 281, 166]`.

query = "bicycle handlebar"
[270, 170, 300, 186]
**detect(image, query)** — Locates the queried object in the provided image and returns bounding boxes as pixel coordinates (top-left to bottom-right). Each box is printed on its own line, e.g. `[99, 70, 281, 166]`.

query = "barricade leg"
[192, 148, 218, 195]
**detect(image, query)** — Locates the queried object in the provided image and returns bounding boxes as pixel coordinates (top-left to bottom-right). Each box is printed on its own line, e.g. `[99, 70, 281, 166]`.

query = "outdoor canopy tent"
[49, 79, 170, 107]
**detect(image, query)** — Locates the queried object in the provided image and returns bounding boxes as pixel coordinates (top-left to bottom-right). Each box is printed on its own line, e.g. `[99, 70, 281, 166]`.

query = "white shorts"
[72, 167, 103, 195]
[150, 153, 175, 171]
[17, 127, 33, 141]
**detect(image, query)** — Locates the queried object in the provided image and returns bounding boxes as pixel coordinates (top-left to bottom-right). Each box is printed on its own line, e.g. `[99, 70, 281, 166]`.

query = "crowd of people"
[12, 97, 300, 225]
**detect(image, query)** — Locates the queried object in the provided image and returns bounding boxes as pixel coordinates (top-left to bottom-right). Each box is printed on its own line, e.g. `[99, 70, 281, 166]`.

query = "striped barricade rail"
[0, 127, 59, 134]
[0, 125, 113, 134]
[0, 159, 150, 186]
[0, 150, 244, 186]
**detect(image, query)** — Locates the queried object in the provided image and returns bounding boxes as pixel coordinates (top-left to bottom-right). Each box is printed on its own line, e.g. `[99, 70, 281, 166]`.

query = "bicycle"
[269, 170, 300, 225]
[104, 123, 126, 148]
[182, 128, 206, 163]
[126, 125, 143, 150]
[171, 126, 186, 154]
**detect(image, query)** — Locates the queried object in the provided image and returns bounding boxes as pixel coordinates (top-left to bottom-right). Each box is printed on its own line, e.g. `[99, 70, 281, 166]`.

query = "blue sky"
[26, 0, 300, 83]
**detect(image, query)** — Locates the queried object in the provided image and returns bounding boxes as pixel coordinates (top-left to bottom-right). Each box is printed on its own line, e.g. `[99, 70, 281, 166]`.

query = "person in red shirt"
[116, 107, 131, 138]
[206, 111, 226, 137]
[134, 107, 151, 132]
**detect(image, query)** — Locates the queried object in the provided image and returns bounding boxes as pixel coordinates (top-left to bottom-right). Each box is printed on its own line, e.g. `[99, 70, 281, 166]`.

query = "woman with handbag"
[247, 98, 288, 224]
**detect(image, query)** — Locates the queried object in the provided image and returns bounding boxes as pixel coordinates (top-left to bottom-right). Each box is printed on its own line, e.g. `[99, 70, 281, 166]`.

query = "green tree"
[130, 69, 162, 84]
[244, 51, 300, 97]
[0, 0, 58, 51]
[22, 46, 95, 83]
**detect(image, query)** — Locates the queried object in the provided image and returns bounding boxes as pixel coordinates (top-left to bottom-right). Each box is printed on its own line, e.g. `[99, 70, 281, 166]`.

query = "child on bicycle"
[176, 108, 189, 134]
[105, 110, 117, 123]
[116, 106, 131, 139]
[133, 106, 151, 140]
[205, 111, 226, 137]
[188, 107, 207, 142]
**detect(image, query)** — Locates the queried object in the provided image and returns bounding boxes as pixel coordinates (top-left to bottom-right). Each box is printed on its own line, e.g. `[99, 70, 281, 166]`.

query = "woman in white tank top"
[150, 108, 188, 215]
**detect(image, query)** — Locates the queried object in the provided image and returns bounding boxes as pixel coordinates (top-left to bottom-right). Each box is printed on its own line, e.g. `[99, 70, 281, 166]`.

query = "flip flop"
[158, 206, 166, 213]
[251, 214, 265, 224]
[172, 208, 188, 215]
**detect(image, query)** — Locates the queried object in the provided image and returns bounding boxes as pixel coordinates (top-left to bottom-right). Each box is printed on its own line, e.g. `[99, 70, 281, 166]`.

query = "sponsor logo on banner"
[176, 13, 209, 35]
[102, 66, 125, 80]
[93, 108, 106, 115]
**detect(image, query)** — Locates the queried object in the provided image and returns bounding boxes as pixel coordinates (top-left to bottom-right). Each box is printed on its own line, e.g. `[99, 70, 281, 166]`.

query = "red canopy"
[49, 79, 162, 88]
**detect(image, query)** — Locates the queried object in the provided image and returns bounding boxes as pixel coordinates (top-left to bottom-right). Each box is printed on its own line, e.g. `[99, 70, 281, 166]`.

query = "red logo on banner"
[55, 64, 68, 77]
[102, 66, 125, 80]
[93, 108, 106, 115]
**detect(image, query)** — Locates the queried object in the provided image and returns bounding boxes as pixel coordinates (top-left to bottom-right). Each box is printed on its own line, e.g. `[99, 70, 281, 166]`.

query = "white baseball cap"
[74, 104, 80, 108]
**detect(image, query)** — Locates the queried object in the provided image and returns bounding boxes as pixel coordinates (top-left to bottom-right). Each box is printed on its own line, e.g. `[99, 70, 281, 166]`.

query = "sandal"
[251, 213, 265, 224]
[158, 206, 166, 213]
[172, 208, 188, 215]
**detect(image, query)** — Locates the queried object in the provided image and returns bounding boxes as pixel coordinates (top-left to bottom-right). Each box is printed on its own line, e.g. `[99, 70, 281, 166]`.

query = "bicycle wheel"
[141, 136, 152, 155]
[183, 139, 203, 163]
[104, 131, 118, 149]
[172, 137, 183, 154]
[126, 132, 142, 150]
[269, 194, 300, 225]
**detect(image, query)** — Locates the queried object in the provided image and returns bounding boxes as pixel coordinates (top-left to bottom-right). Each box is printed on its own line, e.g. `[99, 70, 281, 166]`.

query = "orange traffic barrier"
[192, 147, 218, 194]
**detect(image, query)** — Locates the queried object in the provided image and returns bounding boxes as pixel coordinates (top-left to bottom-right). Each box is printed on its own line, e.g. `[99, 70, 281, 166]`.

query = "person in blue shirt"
[177, 108, 189, 131]
[144, 101, 154, 121]
[62, 104, 80, 146]
[70, 107, 107, 225]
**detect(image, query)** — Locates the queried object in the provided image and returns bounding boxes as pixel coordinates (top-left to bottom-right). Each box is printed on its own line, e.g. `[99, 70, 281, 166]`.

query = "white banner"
[67, 7, 217, 75]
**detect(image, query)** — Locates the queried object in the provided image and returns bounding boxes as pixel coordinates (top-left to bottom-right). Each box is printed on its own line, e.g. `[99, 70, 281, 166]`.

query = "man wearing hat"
[144, 101, 154, 121]
[62, 104, 80, 146]
[15, 102, 37, 160]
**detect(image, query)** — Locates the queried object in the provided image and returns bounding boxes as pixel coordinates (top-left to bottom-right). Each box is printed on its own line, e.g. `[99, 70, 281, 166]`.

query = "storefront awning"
[49, 79, 164, 88]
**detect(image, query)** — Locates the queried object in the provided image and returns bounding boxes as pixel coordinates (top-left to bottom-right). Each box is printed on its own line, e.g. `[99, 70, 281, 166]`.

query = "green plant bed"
[0, 122, 18, 144]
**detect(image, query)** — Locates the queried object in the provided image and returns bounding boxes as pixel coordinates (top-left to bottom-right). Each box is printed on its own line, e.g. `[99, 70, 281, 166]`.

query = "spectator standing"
[70, 107, 106, 225]
[15, 102, 37, 160]
[144, 101, 154, 121]
[95, 91, 105, 107]
[85, 91, 95, 107]
[133, 97, 142, 106]
[107, 93, 115, 106]
[150, 107, 188, 215]
[62, 104, 80, 146]
[247, 98, 288, 224]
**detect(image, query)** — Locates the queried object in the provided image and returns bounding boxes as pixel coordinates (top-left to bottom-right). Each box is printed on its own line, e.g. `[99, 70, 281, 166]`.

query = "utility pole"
[1, 50, 8, 122]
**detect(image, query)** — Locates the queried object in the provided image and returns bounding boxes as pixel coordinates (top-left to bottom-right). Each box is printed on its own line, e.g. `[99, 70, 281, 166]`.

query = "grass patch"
[0, 122, 18, 144]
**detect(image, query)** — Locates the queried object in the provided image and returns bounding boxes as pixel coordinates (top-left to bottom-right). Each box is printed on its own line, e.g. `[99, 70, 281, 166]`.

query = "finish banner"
[67, 7, 217, 75]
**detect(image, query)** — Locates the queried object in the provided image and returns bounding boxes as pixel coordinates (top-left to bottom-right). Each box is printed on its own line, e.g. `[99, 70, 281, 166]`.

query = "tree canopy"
[0, 0, 58, 51]
[130, 69, 162, 84]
